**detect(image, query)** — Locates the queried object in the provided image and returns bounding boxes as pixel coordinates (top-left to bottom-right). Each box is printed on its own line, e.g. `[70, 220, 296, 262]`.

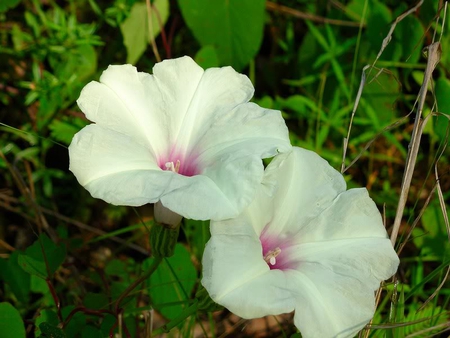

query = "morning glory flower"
[202, 147, 399, 338]
[68, 56, 291, 221]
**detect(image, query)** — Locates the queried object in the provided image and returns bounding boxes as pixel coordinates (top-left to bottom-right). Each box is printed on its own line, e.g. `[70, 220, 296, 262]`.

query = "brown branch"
[266, 1, 361, 27]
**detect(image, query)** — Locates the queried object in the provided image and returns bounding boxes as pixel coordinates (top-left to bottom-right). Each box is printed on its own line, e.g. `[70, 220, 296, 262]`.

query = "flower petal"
[202, 146, 399, 337]
[254, 147, 346, 235]
[69, 124, 260, 219]
[76, 57, 205, 157]
[287, 238, 398, 338]
[165, 65, 255, 151]
[294, 188, 390, 243]
[69, 124, 167, 206]
[202, 220, 295, 317]
[72, 56, 292, 219]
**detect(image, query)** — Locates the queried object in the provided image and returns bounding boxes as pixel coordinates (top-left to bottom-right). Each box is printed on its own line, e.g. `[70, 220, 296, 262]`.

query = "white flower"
[68, 56, 291, 221]
[202, 147, 399, 338]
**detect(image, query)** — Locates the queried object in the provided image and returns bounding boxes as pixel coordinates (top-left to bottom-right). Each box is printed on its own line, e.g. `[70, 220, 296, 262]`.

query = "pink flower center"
[158, 148, 200, 177]
[260, 225, 295, 270]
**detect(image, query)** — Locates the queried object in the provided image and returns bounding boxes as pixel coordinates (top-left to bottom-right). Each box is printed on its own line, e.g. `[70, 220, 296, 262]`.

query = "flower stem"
[152, 300, 199, 335]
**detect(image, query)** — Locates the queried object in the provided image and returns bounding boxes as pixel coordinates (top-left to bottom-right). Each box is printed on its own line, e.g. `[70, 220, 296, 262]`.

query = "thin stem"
[46, 278, 63, 322]
[62, 307, 113, 329]
[152, 301, 199, 335]
[390, 42, 441, 246]
[146, 0, 161, 62]
[114, 257, 163, 314]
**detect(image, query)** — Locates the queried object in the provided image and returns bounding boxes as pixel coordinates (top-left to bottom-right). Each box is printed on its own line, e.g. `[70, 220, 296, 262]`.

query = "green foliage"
[1, 0, 450, 337]
[434, 76, 450, 139]
[38, 322, 65, 338]
[403, 304, 449, 337]
[413, 202, 450, 258]
[0, 251, 31, 303]
[145, 244, 197, 320]
[18, 233, 66, 279]
[35, 309, 60, 337]
[0, 303, 25, 338]
[194, 45, 220, 69]
[0, 0, 21, 13]
[120, 0, 169, 64]
[182, 219, 210, 263]
[178, 0, 266, 70]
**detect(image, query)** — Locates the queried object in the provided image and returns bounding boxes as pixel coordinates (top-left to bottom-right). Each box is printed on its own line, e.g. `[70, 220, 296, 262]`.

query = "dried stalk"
[390, 42, 441, 246]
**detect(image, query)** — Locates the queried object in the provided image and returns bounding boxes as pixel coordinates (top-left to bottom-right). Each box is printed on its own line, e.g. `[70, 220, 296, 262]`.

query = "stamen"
[165, 160, 181, 173]
[264, 247, 281, 266]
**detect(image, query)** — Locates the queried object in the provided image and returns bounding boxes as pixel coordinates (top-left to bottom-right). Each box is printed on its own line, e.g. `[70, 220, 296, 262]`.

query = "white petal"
[68, 124, 250, 218]
[254, 147, 346, 236]
[202, 221, 295, 317]
[295, 188, 389, 243]
[68, 124, 166, 206]
[193, 103, 291, 220]
[76, 57, 205, 157]
[202, 146, 399, 338]
[287, 237, 398, 338]
[149, 56, 206, 146]
[161, 65, 254, 149]
[158, 171, 243, 220]
[77, 66, 165, 157]
[73, 57, 291, 219]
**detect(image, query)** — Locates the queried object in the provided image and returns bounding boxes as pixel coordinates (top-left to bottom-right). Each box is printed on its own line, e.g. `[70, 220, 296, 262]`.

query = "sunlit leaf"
[120, 0, 170, 65]
[194, 45, 220, 69]
[178, 0, 265, 70]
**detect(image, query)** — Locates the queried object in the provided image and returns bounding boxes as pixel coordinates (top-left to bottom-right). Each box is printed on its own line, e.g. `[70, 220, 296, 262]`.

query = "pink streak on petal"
[158, 146, 201, 177]
[260, 224, 297, 271]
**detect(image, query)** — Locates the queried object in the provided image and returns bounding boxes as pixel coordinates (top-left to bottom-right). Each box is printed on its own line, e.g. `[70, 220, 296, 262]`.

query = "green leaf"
[39, 322, 66, 338]
[83, 293, 109, 311]
[62, 306, 85, 337]
[395, 15, 424, 64]
[18, 234, 66, 279]
[51, 44, 98, 84]
[120, 0, 170, 65]
[100, 314, 116, 336]
[0, 302, 25, 338]
[344, 0, 368, 24]
[178, 0, 266, 70]
[365, 1, 392, 55]
[404, 304, 449, 336]
[35, 309, 59, 337]
[105, 259, 134, 282]
[24, 11, 41, 37]
[182, 219, 210, 263]
[435, 77, 450, 140]
[145, 244, 196, 320]
[80, 325, 103, 338]
[412, 202, 450, 257]
[99, 314, 136, 337]
[194, 45, 220, 69]
[361, 69, 400, 128]
[0, 251, 30, 303]
[0, 0, 21, 13]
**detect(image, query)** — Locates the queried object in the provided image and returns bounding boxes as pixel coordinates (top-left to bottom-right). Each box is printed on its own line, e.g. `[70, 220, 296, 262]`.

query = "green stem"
[152, 301, 199, 335]
[114, 257, 163, 314]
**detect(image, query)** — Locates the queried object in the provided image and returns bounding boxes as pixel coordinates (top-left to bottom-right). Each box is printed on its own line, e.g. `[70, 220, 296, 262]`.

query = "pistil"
[165, 160, 181, 173]
[264, 247, 281, 266]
